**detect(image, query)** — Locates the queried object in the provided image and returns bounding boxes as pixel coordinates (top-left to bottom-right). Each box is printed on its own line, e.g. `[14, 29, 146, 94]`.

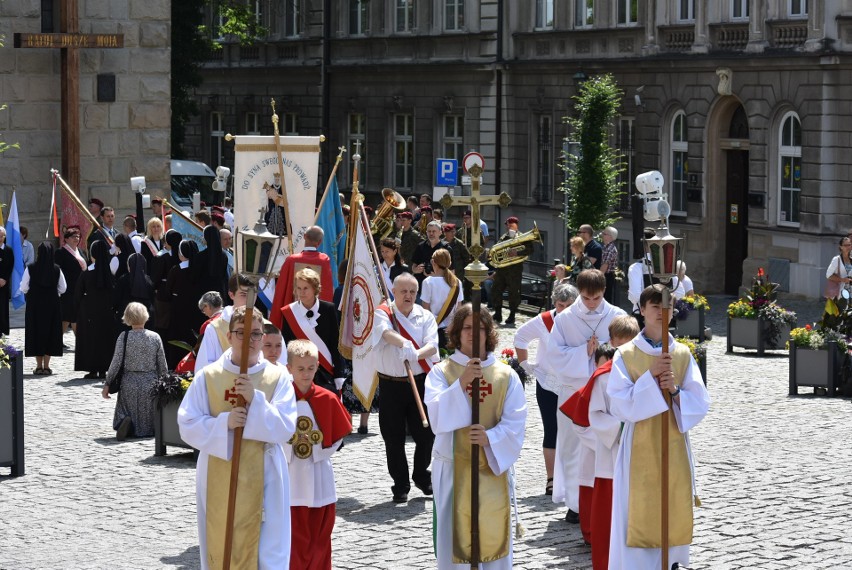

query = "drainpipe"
[494, 0, 504, 228]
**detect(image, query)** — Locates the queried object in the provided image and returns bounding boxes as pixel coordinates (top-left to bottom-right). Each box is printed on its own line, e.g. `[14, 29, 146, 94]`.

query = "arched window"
[778, 112, 802, 226]
[670, 110, 688, 214]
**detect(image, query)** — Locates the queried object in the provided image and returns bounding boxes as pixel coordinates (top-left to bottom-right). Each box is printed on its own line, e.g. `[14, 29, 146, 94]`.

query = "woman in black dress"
[22, 243, 65, 375]
[151, 229, 182, 336]
[75, 240, 117, 379]
[55, 226, 87, 334]
[164, 240, 202, 368]
[113, 234, 134, 281]
[194, 225, 229, 304]
[114, 253, 155, 331]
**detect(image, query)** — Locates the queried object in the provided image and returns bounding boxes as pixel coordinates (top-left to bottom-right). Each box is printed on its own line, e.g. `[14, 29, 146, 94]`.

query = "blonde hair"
[431, 248, 457, 289]
[287, 339, 318, 362]
[146, 217, 163, 238]
[294, 267, 321, 295]
[570, 236, 585, 253]
[609, 314, 640, 342]
[122, 302, 149, 326]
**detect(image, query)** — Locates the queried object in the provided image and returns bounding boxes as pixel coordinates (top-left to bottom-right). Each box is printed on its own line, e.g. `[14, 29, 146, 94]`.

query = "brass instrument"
[370, 188, 406, 240]
[488, 222, 544, 268]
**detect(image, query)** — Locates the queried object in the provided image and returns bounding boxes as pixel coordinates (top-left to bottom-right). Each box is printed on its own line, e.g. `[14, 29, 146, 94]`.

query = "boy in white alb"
[284, 340, 351, 570]
[195, 273, 252, 375]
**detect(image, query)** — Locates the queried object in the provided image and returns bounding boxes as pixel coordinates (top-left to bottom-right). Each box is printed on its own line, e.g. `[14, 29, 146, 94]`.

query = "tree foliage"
[560, 74, 624, 233]
[0, 35, 20, 155]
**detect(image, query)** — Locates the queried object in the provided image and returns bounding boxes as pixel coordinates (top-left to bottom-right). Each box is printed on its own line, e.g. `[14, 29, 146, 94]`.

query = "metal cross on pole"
[439, 152, 511, 569]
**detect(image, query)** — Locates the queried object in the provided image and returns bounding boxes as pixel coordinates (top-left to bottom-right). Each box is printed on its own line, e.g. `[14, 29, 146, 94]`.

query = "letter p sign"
[436, 159, 458, 187]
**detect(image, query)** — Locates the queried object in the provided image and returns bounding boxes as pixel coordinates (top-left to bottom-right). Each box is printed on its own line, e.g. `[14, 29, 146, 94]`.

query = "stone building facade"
[0, 1, 171, 234]
[187, 0, 852, 296]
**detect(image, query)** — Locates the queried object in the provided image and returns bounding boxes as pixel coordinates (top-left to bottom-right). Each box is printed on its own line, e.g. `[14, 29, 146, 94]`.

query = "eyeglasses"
[231, 330, 263, 341]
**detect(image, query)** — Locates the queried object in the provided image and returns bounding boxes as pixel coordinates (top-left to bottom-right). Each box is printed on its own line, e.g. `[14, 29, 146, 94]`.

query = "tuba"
[370, 188, 406, 241]
[488, 222, 544, 268]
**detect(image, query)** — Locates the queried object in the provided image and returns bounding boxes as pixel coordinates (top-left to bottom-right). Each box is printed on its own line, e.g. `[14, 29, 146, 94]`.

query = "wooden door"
[724, 150, 749, 295]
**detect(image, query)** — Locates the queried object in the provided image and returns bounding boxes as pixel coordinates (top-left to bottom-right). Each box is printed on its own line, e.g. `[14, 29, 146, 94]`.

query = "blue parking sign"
[436, 159, 458, 187]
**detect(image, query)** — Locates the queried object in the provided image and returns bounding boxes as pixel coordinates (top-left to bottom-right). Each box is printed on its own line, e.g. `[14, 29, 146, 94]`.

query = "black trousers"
[378, 374, 434, 494]
[604, 271, 617, 306]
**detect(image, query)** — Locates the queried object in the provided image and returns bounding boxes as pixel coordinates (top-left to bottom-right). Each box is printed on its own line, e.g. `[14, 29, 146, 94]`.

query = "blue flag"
[6, 193, 25, 310]
[314, 177, 348, 285]
[169, 210, 205, 252]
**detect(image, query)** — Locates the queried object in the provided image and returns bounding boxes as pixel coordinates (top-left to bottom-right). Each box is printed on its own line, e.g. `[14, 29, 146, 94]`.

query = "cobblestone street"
[1, 296, 850, 569]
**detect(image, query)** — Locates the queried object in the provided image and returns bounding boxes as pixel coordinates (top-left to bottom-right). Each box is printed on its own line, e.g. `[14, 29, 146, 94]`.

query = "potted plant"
[675, 336, 707, 386]
[0, 337, 23, 476]
[788, 324, 849, 397]
[727, 268, 796, 355]
[675, 294, 710, 341]
[151, 371, 195, 456]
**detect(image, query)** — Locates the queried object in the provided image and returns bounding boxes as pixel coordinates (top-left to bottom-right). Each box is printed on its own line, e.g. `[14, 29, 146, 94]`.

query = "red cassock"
[270, 250, 334, 329]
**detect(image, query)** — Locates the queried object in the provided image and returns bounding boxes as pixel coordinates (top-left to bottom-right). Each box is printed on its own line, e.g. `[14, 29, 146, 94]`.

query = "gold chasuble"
[204, 362, 281, 570]
[210, 317, 231, 355]
[619, 342, 694, 548]
[438, 359, 512, 564]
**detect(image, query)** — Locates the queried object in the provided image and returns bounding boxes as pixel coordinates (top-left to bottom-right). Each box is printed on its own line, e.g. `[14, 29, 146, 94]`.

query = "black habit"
[24, 261, 64, 357]
[0, 244, 14, 335]
[74, 267, 116, 373]
[55, 246, 86, 323]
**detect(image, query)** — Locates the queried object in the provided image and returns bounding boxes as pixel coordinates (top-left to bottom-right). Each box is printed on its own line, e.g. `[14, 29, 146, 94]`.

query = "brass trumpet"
[488, 222, 543, 268]
[370, 188, 406, 241]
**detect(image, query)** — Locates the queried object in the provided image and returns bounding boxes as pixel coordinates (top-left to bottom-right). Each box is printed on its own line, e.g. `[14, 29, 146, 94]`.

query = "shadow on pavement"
[140, 453, 197, 469]
[335, 494, 430, 523]
[161, 545, 200, 569]
[57, 377, 103, 387]
[518, 494, 562, 513]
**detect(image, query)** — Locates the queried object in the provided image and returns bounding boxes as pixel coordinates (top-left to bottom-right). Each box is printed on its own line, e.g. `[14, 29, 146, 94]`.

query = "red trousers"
[579, 484, 594, 545]
[290, 503, 336, 570]
[591, 477, 613, 570]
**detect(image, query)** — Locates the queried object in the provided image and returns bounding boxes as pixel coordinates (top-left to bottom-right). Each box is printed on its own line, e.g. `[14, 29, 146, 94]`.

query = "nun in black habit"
[164, 240, 204, 368]
[194, 225, 230, 305]
[151, 229, 182, 333]
[22, 242, 66, 375]
[75, 240, 117, 379]
[114, 253, 155, 331]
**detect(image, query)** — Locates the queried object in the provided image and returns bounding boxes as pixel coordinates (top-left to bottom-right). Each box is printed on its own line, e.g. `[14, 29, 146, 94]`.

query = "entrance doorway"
[722, 104, 750, 295]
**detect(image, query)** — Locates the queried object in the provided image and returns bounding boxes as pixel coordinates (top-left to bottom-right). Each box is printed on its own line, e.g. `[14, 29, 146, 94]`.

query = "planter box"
[155, 400, 194, 457]
[789, 343, 845, 397]
[696, 351, 707, 386]
[727, 316, 793, 355]
[0, 356, 24, 476]
[676, 306, 706, 341]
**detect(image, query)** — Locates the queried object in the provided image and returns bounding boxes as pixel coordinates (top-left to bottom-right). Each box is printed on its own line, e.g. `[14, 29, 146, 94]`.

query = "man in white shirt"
[123, 216, 144, 254]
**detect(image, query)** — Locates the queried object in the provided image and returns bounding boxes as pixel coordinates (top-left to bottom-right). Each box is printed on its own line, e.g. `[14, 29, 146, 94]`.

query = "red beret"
[506, 216, 519, 225]
[464, 209, 472, 216]
[211, 205, 225, 213]
[89, 198, 104, 208]
[420, 206, 433, 213]
[211, 213, 225, 224]
[398, 211, 413, 220]
[442, 223, 456, 231]
[150, 197, 163, 205]
[364, 206, 374, 215]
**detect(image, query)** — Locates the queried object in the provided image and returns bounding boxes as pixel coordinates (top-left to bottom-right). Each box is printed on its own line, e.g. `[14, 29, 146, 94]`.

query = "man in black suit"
[0, 227, 14, 335]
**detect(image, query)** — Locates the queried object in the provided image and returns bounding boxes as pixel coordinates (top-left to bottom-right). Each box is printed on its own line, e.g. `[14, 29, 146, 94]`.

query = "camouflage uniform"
[445, 237, 473, 298]
[398, 227, 423, 267]
[490, 232, 534, 324]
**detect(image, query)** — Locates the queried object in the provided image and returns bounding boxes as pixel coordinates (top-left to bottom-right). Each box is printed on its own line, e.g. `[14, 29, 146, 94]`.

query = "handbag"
[824, 258, 841, 300]
[108, 331, 129, 394]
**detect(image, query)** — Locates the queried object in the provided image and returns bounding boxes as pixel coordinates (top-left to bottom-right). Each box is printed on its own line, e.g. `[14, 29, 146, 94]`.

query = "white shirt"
[420, 276, 461, 329]
[284, 398, 342, 508]
[19, 267, 67, 296]
[628, 257, 681, 311]
[513, 309, 558, 386]
[194, 305, 234, 376]
[224, 209, 235, 228]
[127, 231, 143, 254]
[588, 371, 621, 480]
[372, 303, 439, 377]
[88, 257, 119, 275]
[292, 298, 320, 329]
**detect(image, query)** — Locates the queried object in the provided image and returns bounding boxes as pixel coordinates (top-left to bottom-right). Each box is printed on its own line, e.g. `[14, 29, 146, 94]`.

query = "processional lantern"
[237, 209, 281, 278]
[645, 225, 681, 283]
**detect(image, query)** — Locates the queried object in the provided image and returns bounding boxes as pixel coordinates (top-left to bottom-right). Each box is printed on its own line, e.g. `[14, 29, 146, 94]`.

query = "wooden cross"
[440, 163, 510, 261]
[14, 1, 124, 236]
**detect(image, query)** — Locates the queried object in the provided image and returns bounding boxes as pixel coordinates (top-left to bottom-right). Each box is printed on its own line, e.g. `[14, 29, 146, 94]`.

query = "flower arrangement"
[788, 323, 849, 351]
[727, 268, 796, 347]
[151, 371, 194, 408]
[499, 348, 528, 385]
[0, 336, 20, 368]
[675, 294, 710, 321]
[675, 336, 707, 362]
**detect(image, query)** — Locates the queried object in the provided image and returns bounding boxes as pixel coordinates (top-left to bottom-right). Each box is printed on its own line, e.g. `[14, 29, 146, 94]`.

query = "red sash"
[378, 304, 432, 373]
[541, 310, 555, 332]
[560, 359, 613, 427]
[281, 304, 334, 375]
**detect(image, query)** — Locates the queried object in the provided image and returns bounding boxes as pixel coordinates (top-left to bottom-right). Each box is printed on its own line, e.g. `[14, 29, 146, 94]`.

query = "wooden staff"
[358, 201, 429, 428]
[50, 168, 114, 245]
[470, 283, 483, 569]
[270, 99, 294, 254]
[160, 199, 205, 232]
[222, 287, 259, 570]
[313, 146, 346, 223]
[661, 286, 672, 570]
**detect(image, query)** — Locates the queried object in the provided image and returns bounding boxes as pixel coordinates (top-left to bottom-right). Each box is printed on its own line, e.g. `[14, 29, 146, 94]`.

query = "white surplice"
[607, 333, 710, 570]
[545, 299, 625, 510]
[425, 352, 528, 570]
[587, 372, 621, 480]
[178, 350, 298, 570]
[284, 399, 342, 508]
[194, 305, 234, 376]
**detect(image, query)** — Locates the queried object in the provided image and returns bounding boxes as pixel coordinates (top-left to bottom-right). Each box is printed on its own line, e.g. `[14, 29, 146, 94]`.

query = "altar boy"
[179, 306, 298, 570]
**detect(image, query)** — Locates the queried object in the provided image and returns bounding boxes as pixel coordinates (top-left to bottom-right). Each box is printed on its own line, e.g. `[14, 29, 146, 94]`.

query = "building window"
[443, 115, 464, 163]
[349, 113, 367, 187]
[778, 113, 802, 226]
[445, 0, 464, 31]
[574, 0, 593, 28]
[350, 0, 369, 35]
[396, 0, 415, 32]
[789, 0, 808, 17]
[670, 111, 688, 214]
[731, 0, 749, 20]
[536, 0, 554, 29]
[678, 0, 695, 22]
[285, 0, 301, 37]
[616, 117, 635, 212]
[246, 112, 261, 135]
[41, 0, 58, 33]
[210, 112, 225, 169]
[617, 0, 638, 25]
[533, 115, 553, 202]
[394, 114, 414, 190]
[283, 113, 298, 135]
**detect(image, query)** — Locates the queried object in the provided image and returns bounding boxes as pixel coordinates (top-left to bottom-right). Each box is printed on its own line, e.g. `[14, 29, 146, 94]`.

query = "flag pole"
[314, 146, 346, 224]
[270, 99, 295, 254]
[50, 169, 114, 246]
[161, 198, 205, 232]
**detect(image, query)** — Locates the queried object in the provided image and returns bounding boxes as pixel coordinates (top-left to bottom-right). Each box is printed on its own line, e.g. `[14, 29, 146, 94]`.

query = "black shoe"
[83, 372, 98, 380]
[565, 509, 579, 524]
[492, 311, 503, 324]
[98, 371, 106, 379]
[504, 312, 516, 326]
[116, 417, 132, 441]
[357, 425, 368, 434]
[392, 492, 409, 503]
[415, 481, 433, 496]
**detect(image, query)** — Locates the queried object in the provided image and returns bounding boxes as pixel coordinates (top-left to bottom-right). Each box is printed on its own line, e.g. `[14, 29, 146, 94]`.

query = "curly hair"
[446, 303, 498, 354]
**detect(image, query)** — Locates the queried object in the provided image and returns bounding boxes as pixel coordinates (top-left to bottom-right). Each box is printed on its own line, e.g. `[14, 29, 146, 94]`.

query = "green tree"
[0, 34, 20, 155]
[560, 74, 623, 233]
